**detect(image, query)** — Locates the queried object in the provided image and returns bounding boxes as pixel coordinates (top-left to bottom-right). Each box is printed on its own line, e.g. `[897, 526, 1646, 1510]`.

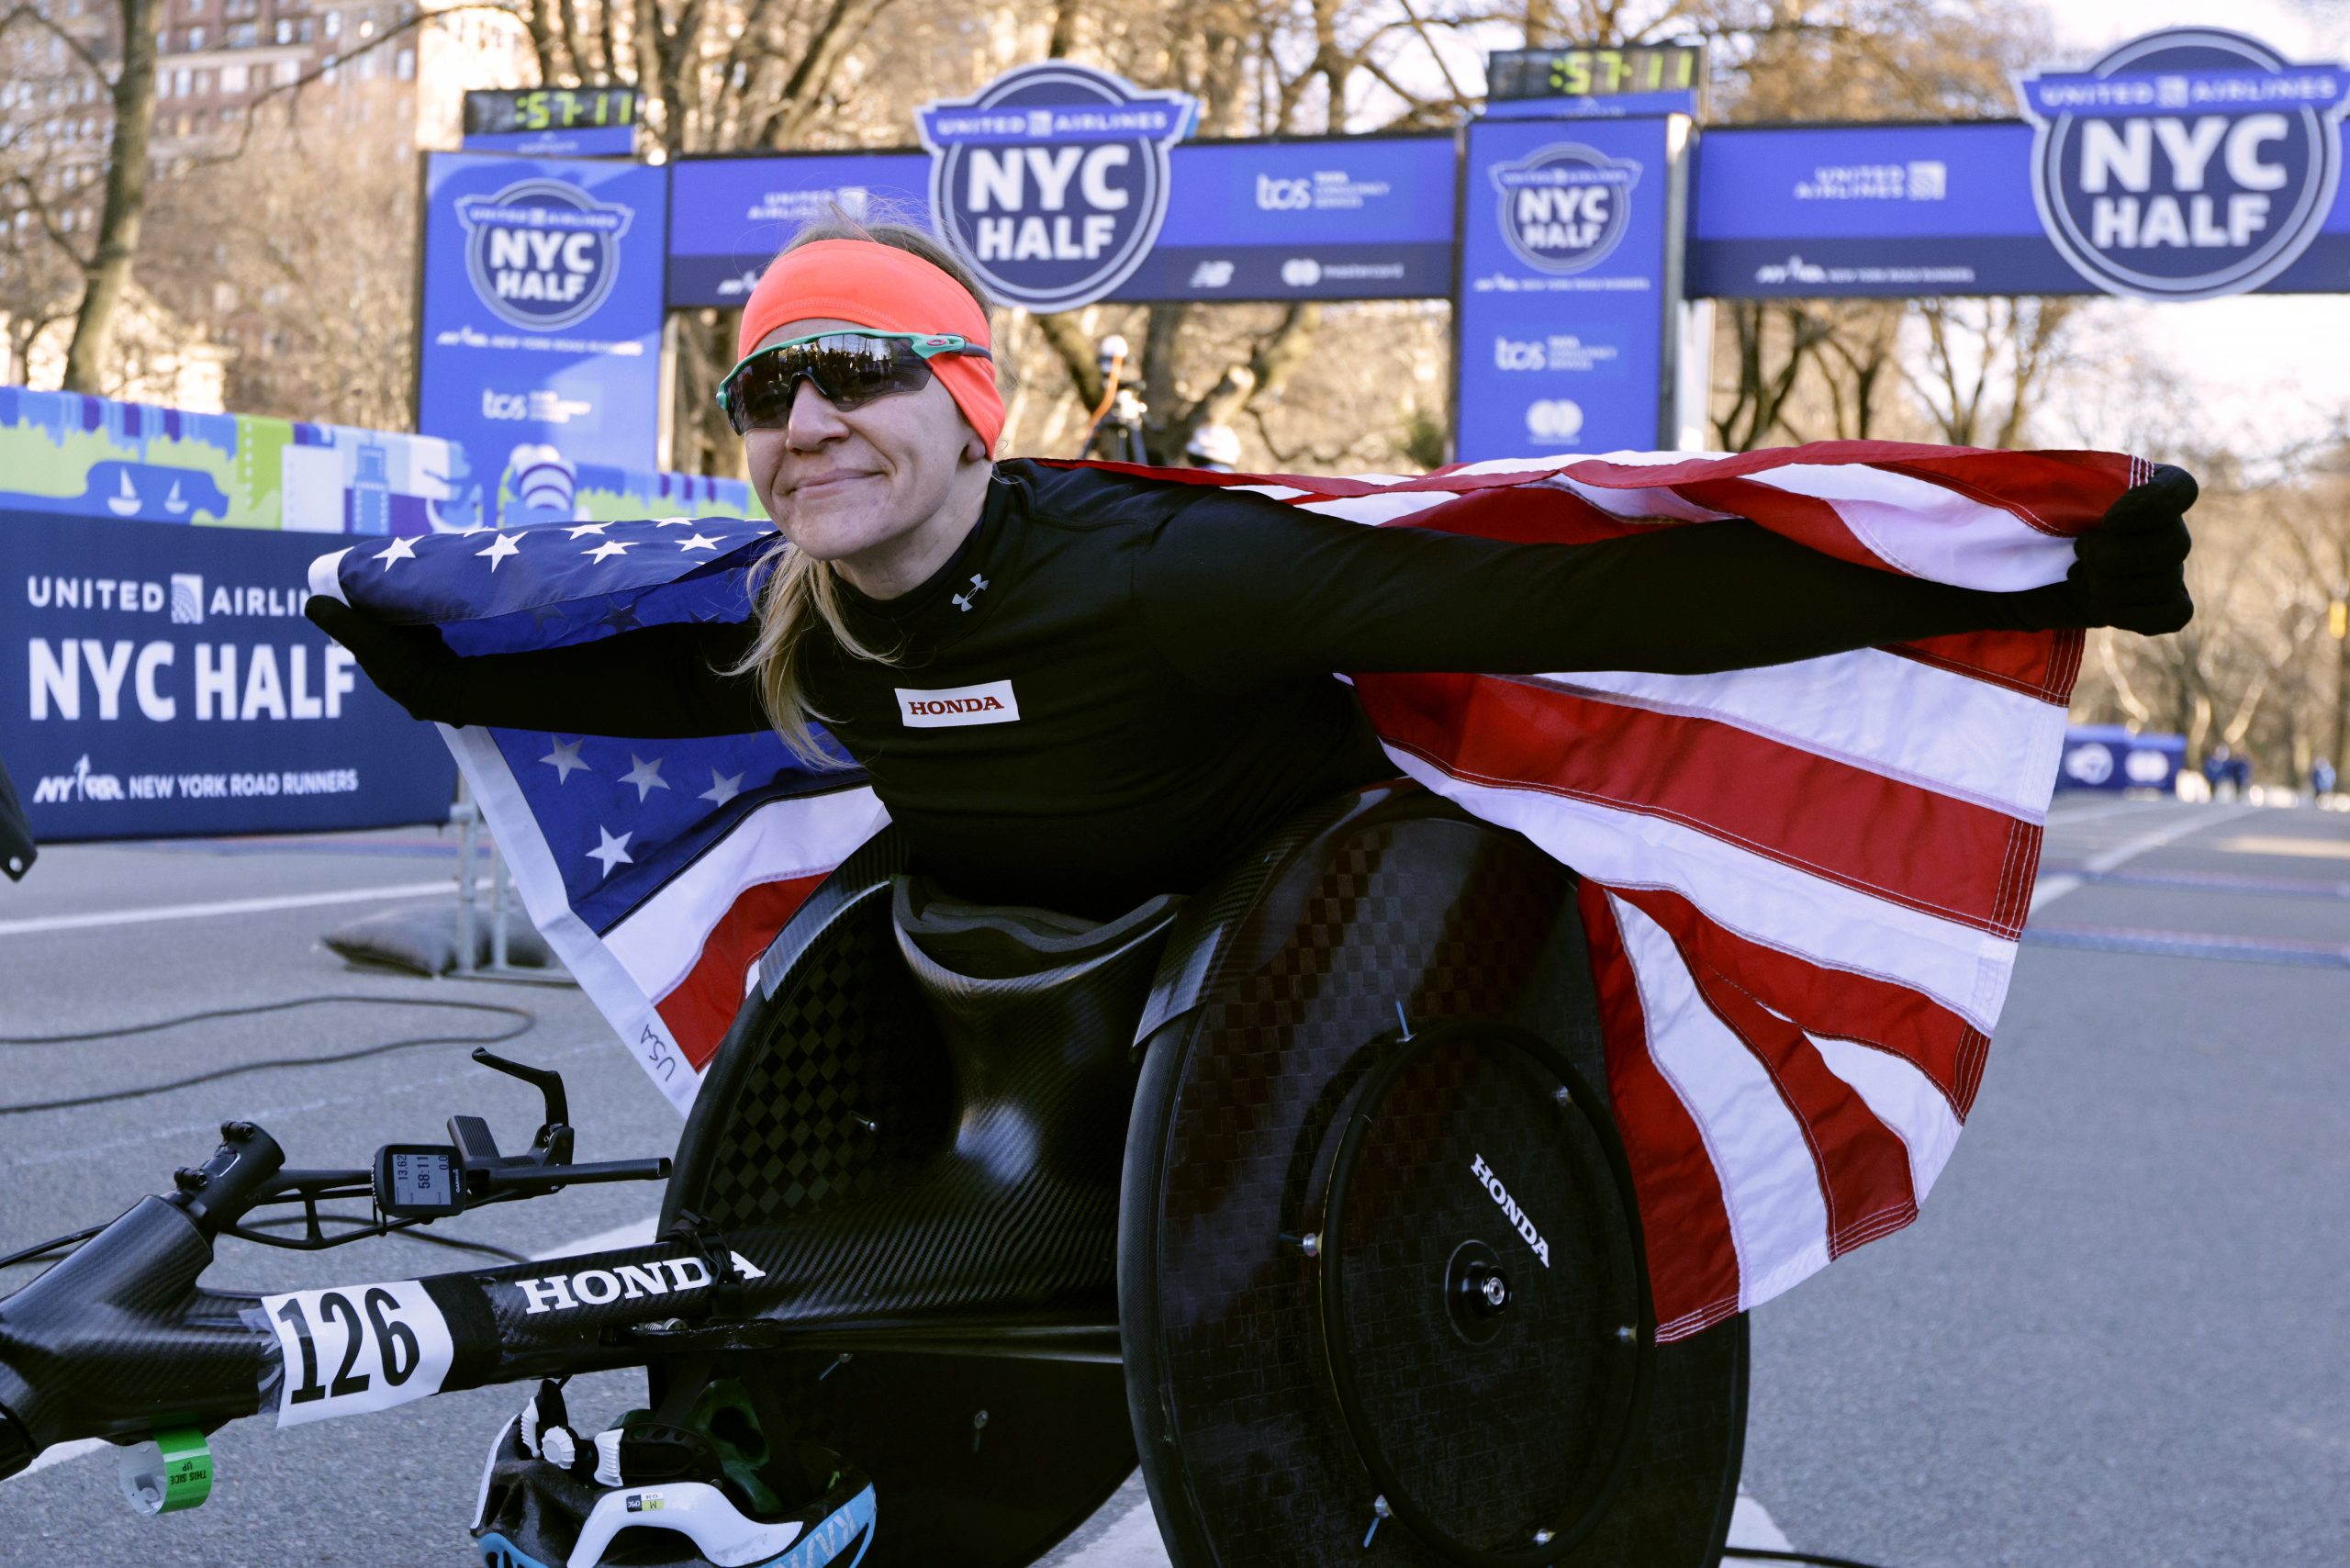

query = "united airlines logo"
[455, 177, 635, 330]
[2017, 28, 2350, 301]
[917, 63, 1196, 311]
[1490, 142, 1641, 274]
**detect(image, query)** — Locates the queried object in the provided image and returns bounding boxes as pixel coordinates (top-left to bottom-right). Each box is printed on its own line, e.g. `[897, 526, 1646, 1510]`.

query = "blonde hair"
[725, 215, 998, 767]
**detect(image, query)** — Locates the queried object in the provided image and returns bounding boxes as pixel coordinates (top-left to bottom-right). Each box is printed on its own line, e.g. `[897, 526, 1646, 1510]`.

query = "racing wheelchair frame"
[0, 781, 1747, 1566]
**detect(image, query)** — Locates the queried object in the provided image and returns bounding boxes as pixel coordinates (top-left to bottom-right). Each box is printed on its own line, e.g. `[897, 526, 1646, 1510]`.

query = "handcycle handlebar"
[0, 1048, 1119, 1488]
[0, 1053, 677, 1483]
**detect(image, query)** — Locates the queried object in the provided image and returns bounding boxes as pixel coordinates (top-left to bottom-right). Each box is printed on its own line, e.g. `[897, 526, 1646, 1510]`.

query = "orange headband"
[736, 239, 1003, 456]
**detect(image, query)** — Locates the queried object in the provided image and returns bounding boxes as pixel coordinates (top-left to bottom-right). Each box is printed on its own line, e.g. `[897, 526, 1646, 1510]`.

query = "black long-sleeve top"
[368, 459, 2088, 916]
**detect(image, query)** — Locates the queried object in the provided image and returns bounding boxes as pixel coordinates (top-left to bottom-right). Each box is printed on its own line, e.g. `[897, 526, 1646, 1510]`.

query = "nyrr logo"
[918, 63, 1196, 311]
[2017, 28, 2350, 300]
[454, 177, 634, 331]
[1491, 143, 1641, 274]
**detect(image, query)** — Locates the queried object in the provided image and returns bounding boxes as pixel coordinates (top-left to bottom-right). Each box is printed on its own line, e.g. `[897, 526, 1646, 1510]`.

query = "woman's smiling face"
[740, 317, 985, 566]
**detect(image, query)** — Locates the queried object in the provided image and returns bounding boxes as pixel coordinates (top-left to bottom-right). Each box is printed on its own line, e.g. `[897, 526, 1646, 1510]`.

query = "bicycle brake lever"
[470, 1047, 574, 1165]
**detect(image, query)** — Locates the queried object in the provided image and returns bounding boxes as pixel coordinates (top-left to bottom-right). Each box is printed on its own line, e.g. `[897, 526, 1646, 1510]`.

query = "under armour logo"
[951, 574, 990, 613]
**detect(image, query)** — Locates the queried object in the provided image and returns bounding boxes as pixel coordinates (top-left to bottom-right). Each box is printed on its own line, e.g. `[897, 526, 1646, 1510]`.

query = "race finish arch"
[414, 27, 2350, 476]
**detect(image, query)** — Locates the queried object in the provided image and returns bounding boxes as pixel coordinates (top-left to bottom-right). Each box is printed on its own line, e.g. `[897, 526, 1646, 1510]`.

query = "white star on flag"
[374, 535, 418, 569]
[620, 753, 671, 800]
[585, 540, 635, 562]
[540, 736, 589, 782]
[699, 769, 744, 806]
[677, 533, 722, 553]
[476, 532, 524, 570]
[565, 522, 610, 538]
[586, 826, 633, 878]
[655, 518, 696, 528]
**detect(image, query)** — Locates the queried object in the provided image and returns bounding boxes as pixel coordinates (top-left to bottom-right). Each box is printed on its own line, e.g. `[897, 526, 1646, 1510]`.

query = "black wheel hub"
[1315, 1021, 1651, 1566]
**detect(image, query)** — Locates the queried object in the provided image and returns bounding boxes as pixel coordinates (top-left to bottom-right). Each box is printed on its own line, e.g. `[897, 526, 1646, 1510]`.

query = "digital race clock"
[462, 87, 639, 138]
[1486, 43, 1707, 104]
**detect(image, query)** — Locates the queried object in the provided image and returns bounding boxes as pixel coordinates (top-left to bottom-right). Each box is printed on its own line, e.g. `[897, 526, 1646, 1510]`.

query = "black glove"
[305, 595, 461, 722]
[2069, 464, 2196, 635]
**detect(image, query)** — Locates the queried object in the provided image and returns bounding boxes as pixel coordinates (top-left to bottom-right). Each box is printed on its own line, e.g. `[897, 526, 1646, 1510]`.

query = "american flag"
[310, 441, 2135, 1339]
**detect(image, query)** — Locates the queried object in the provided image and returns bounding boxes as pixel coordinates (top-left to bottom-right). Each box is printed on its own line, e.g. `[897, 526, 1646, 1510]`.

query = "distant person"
[0, 754, 33, 881]
[2314, 757, 2338, 799]
[2204, 744, 2233, 800]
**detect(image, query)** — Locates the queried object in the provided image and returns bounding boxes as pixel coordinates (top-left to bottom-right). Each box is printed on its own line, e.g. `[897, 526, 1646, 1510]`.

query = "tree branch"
[0, 3, 110, 83]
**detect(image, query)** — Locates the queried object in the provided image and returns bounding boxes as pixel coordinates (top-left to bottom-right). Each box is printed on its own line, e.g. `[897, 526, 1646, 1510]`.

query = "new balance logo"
[896, 678, 1020, 728]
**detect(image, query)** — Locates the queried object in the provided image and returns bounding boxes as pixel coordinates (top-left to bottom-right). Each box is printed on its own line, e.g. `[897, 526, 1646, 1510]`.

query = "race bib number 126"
[259, 1279, 455, 1428]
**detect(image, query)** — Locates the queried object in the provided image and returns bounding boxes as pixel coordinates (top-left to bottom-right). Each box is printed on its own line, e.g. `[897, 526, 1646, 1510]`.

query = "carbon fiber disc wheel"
[1118, 785, 1746, 1568]
[1316, 1023, 1647, 1565]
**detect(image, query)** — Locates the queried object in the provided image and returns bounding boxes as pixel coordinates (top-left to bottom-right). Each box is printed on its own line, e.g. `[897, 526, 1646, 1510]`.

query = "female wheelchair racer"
[0, 223, 2196, 1568]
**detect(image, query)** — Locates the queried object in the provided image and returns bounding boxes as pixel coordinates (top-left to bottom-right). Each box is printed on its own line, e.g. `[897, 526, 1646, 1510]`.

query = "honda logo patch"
[896, 678, 1020, 728]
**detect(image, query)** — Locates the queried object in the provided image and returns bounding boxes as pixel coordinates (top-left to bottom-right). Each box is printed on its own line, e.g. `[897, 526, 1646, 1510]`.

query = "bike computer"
[373, 1145, 465, 1219]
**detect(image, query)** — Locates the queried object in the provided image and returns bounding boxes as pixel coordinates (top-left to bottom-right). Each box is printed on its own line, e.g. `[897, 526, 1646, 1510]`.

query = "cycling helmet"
[476, 1380, 874, 1568]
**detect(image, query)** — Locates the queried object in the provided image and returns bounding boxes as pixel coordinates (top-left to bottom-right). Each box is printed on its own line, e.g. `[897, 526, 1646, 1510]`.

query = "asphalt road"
[0, 798, 2344, 1566]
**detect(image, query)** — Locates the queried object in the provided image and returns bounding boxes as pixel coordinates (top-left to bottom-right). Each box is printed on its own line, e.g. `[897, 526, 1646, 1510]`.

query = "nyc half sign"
[918, 63, 1197, 310]
[2017, 28, 2349, 300]
[1489, 143, 1642, 274]
[455, 177, 636, 330]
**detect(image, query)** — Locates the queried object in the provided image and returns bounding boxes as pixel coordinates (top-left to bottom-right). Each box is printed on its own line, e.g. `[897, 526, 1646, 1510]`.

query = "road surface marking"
[2031, 806, 2256, 915]
[2210, 834, 2350, 861]
[0, 879, 487, 938]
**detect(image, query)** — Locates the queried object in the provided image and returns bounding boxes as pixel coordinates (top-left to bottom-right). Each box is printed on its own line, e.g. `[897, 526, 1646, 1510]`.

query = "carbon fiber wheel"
[1316, 1022, 1647, 1565]
[1119, 785, 1745, 1568]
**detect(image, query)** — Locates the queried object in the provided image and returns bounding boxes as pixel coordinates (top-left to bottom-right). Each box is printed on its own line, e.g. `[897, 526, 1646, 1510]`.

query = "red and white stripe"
[449, 441, 2121, 1334]
[1296, 440, 2111, 1337]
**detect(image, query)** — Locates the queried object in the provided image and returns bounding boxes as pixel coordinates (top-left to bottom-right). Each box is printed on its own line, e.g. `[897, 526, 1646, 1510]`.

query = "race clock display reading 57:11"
[463, 87, 638, 136]
[1485, 44, 1705, 101]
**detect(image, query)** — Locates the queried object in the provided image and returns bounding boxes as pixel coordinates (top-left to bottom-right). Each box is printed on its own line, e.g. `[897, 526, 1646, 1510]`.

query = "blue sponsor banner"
[2058, 725, 2184, 792]
[418, 153, 667, 483]
[1456, 116, 1682, 463]
[665, 152, 931, 308]
[3, 516, 456, 841]
[665, 137, 1457, 308]
[1687, 122, 2076, 297]
[1693, 29, 2350, 300]
[2017, 28, 2349, 301]
[1111, 135, 1457, 300]
[918, 62, 1197, 311]
[462, 127, 639, 158]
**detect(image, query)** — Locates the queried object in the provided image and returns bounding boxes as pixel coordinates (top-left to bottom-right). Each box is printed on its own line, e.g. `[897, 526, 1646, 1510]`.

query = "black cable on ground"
[1725, 1547, 1896, 1568]
[0, 994, 535, 1115]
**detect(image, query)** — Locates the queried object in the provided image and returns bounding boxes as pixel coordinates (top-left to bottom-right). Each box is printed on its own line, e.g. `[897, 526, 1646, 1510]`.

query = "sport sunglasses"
[714, 330, 990, 435]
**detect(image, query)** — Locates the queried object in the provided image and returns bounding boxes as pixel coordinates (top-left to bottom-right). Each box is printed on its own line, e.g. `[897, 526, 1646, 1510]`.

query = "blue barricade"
[2058, 725, 2185, 792]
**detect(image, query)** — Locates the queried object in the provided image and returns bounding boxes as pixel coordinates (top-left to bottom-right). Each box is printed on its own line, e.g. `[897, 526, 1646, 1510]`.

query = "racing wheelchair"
[0, 782, 1748, 1566]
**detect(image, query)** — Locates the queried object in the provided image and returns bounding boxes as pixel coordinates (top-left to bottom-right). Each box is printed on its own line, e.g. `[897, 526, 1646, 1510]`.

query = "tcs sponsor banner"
[4, 517, 455, 841]
[664, 137, 1458, 308]
[0, 386, 466, 534]
[1456, 115, 1687, 463]
[1115, 135, 1457, 300]
[418, 154, 667, 479]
